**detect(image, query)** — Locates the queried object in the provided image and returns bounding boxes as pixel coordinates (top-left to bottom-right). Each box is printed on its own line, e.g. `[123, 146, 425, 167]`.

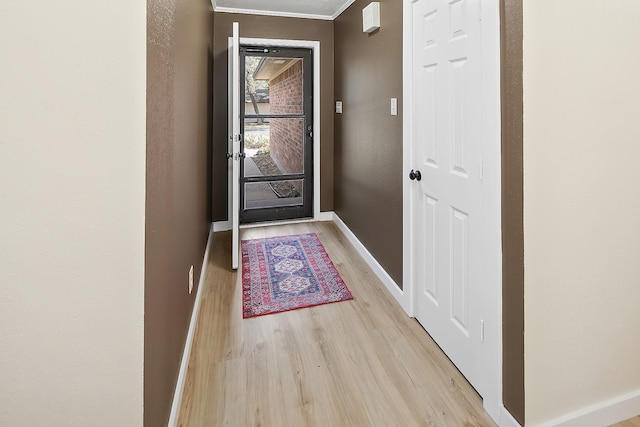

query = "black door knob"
[409, 169, 422, 181]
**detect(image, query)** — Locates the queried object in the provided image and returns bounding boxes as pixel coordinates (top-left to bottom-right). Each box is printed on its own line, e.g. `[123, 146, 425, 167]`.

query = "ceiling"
[254, 58, 301, 81]
[212, 0, 356, 20]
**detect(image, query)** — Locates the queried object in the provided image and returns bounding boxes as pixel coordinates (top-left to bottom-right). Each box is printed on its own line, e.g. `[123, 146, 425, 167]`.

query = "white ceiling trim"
[210, 0, 357, 21]
[214, 6, 334, 21]
[330, 0, 357, 20]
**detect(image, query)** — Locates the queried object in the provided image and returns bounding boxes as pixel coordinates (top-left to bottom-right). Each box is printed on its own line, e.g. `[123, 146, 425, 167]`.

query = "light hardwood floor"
[178, 221, 496, 426]
[614, 416, 640, 427]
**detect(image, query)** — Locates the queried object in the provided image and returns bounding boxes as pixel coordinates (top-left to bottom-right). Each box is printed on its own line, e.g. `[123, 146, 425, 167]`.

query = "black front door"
[239, 46, 313, 224]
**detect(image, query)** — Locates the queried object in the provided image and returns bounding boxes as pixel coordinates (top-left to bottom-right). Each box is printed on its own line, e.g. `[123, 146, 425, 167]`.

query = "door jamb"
[226, 37, 322, 224]
[402, 0, 504, 422]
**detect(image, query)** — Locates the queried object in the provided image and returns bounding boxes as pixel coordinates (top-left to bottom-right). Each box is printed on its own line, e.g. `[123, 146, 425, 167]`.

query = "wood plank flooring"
[177, 221, 495, 426]
[614, 416, 640, 427]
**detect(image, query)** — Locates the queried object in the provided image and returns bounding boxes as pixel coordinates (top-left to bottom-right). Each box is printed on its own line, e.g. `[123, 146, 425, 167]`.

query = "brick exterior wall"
[269, 60, 304, 179]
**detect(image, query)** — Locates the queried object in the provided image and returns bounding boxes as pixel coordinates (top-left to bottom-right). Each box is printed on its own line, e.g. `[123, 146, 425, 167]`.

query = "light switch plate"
[336, 101, 343, 114]
[391, 98, 397, 116]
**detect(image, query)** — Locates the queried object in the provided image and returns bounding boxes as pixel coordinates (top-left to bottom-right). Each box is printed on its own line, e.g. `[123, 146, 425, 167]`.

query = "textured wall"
[270, 61, 304, 177]
[334, 0, 404, 287]
[0, 1, 145, 425]
[212, 13, 334, 219]
[501, 0, 524, 424]
[145, 0, 213, 425]
[270, 62, 304, 115]
[524, 0, 640, 424]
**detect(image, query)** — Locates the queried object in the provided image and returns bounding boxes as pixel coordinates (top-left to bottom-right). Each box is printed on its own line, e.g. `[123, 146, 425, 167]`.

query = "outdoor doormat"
[241, 233, 353, 318]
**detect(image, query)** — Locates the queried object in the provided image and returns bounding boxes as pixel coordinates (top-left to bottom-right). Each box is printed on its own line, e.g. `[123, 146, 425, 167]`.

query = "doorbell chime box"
[363, 2, 380, 33]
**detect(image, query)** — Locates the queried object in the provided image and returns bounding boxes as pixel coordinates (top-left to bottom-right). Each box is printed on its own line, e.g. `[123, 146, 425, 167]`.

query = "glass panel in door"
[240, 47, 313, 223]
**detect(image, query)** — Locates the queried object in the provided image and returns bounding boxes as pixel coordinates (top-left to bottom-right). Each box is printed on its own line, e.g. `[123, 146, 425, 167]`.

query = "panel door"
[409, 0, 484, 392]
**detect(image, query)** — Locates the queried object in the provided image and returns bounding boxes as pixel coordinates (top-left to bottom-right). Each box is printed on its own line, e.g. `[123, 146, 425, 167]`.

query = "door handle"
[409, 169, 422, 181]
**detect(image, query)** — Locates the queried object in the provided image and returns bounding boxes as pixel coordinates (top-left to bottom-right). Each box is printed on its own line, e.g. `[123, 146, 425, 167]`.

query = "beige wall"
[524, 1, 640, 424]
[0, 2, 145, 426]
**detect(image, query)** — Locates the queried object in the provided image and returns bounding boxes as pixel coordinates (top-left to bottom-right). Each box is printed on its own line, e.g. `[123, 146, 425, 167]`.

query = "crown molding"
[214, 6, 334, 21]
[331, 0, 357, 20]
[212, 0, 355, 21]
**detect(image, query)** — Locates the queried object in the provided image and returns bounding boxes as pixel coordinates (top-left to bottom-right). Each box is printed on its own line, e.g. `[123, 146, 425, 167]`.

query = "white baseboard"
[167, 224, 214, 427]
[214, 212, 333, 233]
[331, 213, 409, 315]
[315, 211, 334, 222]
[213, 220, 231, 232]
[499, 406, 523, 427]
[533, 388, 640, 427]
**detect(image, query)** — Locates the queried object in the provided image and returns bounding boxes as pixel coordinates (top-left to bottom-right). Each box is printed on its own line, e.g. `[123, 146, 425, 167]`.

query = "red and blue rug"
[241, 233, 353, 318]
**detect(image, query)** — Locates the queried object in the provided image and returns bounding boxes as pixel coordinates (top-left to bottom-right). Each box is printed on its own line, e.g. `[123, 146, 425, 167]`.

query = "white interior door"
[408, 0, 485, 393]
[229, 22, 240, 270]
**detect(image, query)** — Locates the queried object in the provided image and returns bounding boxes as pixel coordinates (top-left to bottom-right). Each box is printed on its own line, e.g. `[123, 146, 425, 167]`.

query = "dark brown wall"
[335, 2, 525, 420]
[501, 0, 524, 424]
[145, 0, 213, 425]
[212, 13, 335, 220]
[334, 0, 404, 287]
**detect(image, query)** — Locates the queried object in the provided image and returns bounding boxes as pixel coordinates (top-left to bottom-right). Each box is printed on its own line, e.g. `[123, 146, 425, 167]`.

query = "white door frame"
[230, 23, 240, 269]
[225, 37, 322, 228]
[402, 0, 504, 423]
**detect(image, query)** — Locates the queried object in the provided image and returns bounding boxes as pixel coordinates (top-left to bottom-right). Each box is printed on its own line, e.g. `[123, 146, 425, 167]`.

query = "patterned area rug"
[241, 233, 353, 318]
